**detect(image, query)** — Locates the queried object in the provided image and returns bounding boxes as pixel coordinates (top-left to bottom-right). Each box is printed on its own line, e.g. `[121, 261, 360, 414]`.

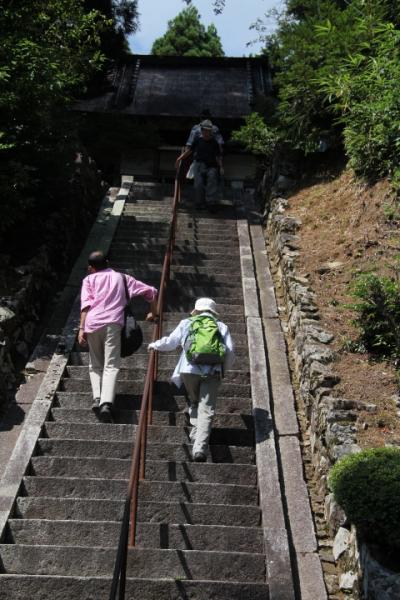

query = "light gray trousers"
[193, 161, 219, 206]
[87, 323, 121, 406]
[181, 373, 221, 456]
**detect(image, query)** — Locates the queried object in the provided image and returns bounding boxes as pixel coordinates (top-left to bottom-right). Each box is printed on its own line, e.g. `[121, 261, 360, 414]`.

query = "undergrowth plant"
[329, 448, 400, 549]
[350, 272, 400, 358]
[231, 113, 279, 161]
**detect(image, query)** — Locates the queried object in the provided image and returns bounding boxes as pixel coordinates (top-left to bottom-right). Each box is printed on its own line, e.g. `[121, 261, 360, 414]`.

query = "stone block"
[297, 552, 328, 600]
[279, 436, 317, 553]
[333, 527, 351, 560]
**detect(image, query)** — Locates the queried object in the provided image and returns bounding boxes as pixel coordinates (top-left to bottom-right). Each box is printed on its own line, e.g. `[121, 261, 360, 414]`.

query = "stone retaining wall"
[0, 154, 105, 412]
[0, 251, 54, 407]
[265, 195, 400, 599]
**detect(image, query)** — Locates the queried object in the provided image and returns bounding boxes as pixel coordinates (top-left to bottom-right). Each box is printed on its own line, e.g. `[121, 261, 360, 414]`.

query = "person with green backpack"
[148, 298, 234, 462]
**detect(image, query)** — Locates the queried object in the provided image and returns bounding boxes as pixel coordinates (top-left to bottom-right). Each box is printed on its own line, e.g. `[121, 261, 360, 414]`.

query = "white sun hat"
[191, 297, 219, 317]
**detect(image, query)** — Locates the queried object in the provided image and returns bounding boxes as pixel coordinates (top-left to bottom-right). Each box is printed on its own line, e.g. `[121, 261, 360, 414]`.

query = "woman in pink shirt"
[78, 251, 157, 422]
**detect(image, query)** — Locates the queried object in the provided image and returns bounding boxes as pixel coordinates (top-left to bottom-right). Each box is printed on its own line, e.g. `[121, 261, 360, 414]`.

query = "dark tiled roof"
[76, 55, 271, 119]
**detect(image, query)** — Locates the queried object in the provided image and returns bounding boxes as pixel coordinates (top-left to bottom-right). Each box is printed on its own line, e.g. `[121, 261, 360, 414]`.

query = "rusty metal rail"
[109, 168, 182, 599]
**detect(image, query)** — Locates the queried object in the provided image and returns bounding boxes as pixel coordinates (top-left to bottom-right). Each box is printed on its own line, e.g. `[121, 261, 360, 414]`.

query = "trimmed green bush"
[329, 447, 400, 549]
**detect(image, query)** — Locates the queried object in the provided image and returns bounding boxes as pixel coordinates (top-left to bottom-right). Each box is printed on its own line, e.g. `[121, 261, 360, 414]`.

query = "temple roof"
[77, 54, 271, 120]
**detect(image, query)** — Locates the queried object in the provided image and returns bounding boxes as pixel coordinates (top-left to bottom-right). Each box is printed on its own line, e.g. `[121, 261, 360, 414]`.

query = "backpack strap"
[121, 273, 129, 306]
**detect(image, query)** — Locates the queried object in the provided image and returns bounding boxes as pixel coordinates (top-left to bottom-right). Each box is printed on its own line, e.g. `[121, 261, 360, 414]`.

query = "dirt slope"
[287, 169, 400, 447]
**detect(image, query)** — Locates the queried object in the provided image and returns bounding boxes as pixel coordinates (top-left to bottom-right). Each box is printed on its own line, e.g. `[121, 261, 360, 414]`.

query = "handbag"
[120, 274, 143, 357]
[186, 162, 195, 180]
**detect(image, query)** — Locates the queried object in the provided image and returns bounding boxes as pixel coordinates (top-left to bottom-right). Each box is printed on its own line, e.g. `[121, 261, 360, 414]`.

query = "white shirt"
[150, 312, 235, 388]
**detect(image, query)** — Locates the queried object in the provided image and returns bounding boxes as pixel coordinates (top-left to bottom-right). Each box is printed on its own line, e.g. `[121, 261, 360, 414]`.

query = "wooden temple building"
[77, 54, 272, 183]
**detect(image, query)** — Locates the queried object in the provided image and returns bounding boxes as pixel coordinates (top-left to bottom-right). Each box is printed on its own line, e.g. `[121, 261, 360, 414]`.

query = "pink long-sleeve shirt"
[81, 268, 157, 333]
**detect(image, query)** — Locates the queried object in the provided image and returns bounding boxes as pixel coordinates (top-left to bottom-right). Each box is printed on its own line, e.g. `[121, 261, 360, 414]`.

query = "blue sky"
[129, 0, 282, 57]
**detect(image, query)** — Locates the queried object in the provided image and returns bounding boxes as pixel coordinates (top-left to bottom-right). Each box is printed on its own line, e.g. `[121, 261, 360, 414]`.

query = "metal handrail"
[109, 166, 182, 600]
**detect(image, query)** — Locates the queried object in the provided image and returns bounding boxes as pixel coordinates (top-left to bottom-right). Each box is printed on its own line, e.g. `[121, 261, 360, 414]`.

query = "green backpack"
[185, 314, 226, 365]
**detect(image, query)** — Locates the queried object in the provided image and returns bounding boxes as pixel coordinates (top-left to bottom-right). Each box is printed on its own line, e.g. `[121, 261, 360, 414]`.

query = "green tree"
[232, 113, 279, 160]
[151, 6, 224, 57]
[316, 18, 400, 182]
[244, 0, 400, 184]
[263, 0, 367, 153]
[0, 0, 105, 236]
[85, 0, 139, 59]
[183, 0, 226, 15]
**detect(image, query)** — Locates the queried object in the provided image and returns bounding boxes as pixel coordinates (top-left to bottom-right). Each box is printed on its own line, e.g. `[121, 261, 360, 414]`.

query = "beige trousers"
[87, 323, 121, 406]
[181, 373, 221, 456]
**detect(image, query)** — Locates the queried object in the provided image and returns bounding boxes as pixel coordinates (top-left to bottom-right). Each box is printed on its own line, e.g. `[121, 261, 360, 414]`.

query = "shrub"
[350, 273, 400, 357]
[231, 113, 279, 159]
[329, 447, 400, 549]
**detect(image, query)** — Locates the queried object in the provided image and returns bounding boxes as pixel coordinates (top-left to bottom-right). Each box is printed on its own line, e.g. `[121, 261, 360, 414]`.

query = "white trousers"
[87, 323, 121, 406]
[181, 373, 221, 456]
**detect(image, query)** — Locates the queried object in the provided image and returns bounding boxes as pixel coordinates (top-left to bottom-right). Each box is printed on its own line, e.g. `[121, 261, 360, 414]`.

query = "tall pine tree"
[151, 6, 224, 57]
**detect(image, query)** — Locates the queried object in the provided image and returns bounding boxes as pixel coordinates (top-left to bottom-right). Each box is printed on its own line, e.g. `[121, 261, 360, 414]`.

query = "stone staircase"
[0, 184, 271, 599]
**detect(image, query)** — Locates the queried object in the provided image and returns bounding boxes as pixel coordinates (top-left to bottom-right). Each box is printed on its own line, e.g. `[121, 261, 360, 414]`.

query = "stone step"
[112, 304, 245, 318]
[6, 520, 263, 553]
[111, 279, 244, 301]
[30, 457, 257, 486]
[70, 327, 247, 348]
[116, 233, 240, 244]
[115, 261, 243, 275]
[49, 408, 254, 430]
[120, 343, 249, 358]
[165, 292, 244, 306]
[36, 439, 255, 464]
[119, 215, 171, 223]
[68, 352, 249, 370]
[156, 311, 245, 321]
[102, 340, 248, 355]
[120, 279, 244, 294]
[42, 422, 254, 446]
[114, 271, 244, 289]
[65, 366, 250, 385]
[54, 392, 252, 415]
[111, 232, 239, 248]
[119, 218, 238, 228]
[72, 346, 248, 361]
[60, 379, 251, 398]
[109, 246, 240, 259]
[163, 301, 244, 314]
[139, 318, 246, 332]
[0, 574, 269, 600]
[0, 545, 265, 582]
[114, 224, 239, 234]
[171, 264, 242, 275]
[139, 302, 244, 317]
[22, 477, 258, 505]
[126, 271, 244, 287]
[109, 252, 241, 264]
[115, 242, 241, 254]
[123, 212, 240, 221]
[112, 239, 239, 249]
[116, 228, 239, 240]
[15, 497, 260, 526]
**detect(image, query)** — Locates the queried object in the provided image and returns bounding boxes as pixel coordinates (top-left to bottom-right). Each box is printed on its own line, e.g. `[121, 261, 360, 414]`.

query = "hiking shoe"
[193, 452, 207, 463]
[91, 398, 100, 412]
[98, 403, 113, 423]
